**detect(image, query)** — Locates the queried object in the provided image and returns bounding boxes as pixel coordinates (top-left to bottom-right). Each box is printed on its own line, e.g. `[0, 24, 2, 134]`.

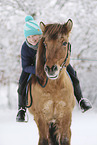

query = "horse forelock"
[43, 24, 68, 40]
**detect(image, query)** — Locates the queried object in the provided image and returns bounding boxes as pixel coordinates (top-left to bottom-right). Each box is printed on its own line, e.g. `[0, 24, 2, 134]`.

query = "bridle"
[60, 42, 71, 69]
[37, 40, 71, 88]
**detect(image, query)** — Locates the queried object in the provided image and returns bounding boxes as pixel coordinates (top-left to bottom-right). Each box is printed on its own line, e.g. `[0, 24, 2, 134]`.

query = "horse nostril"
[52, 65, 58, 72]
[44, 65, 58, 73]
[44, 65, 49, 72]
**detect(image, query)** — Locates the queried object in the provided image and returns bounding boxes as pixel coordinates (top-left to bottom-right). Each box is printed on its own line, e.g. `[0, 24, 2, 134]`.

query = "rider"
[16, 15, 92, 122]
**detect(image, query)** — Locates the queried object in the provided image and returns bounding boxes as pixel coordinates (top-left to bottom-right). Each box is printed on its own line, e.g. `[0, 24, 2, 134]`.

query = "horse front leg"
[48, 121, 71, 145]
[37, 118, 49, 145]
[60, 113, 72, 145]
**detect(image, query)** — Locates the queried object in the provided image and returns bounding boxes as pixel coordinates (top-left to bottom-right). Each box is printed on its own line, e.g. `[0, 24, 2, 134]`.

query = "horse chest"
[33, 84, 71, 121]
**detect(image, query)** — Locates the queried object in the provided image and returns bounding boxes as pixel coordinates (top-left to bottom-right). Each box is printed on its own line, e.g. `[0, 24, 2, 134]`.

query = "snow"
[0, 0, 97, 144]
[0, 109, 39, 145]
[71, 109, 97, 145]
[0, 108, 97, 145]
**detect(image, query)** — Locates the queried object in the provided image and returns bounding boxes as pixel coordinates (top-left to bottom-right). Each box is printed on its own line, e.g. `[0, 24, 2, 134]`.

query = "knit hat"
[24, 15, 42, 38]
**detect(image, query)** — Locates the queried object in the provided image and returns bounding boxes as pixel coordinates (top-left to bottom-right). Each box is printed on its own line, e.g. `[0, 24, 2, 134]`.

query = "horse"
[28, 19, 75, 145]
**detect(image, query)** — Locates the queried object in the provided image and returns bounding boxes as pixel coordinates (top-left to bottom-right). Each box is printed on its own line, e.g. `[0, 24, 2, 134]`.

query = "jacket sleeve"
[21, 44, 35, 74]
[22, 58, 35, 74]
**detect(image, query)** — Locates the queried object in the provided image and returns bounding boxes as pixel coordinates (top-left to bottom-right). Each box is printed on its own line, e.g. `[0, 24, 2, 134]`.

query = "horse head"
[36, 19, 73, 80]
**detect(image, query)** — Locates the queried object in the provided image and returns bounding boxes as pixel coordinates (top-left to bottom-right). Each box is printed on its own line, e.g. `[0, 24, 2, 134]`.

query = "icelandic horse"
[28, 19, 75, 145]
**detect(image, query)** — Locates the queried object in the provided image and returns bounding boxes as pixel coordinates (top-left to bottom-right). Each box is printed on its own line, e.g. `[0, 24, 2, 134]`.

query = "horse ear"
[36, 37, 46, 80]
[66, 19, 73, 32]
[40, 22, 45, 32]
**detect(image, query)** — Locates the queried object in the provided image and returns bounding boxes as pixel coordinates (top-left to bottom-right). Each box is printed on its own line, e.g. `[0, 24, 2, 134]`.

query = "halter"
[37, 41, 71, 88]
[60, 42, 71, 69]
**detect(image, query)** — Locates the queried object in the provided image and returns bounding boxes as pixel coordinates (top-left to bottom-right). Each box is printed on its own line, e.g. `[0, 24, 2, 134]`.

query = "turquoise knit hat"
[24, 15, 42, 38]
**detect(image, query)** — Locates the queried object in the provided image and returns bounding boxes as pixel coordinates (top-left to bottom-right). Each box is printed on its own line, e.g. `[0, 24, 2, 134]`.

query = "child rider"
[16, 15, 92, 122]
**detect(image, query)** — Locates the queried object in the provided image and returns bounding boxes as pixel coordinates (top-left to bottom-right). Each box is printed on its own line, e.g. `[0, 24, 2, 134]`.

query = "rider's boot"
[16, 107, 27, 122]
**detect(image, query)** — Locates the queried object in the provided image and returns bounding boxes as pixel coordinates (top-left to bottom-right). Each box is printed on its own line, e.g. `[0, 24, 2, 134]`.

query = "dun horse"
[28, 19, 75, 145]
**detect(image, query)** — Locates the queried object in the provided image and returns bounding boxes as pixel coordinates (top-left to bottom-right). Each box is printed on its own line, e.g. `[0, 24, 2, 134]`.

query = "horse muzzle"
[44, 64, 60, 80]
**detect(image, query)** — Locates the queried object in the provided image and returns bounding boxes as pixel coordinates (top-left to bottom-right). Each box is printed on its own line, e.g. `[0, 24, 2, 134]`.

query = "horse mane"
[36, 37, 46, 80]
[43, 23, 68, 40]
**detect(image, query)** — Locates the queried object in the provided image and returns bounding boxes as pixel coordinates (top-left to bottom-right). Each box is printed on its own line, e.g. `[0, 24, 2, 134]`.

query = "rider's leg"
[16, 71, 30, 122]
[67, 64, 92, 112]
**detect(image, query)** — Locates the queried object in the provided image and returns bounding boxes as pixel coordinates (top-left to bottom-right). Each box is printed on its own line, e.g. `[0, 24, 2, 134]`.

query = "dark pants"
[18, 71, 30, 109]
[67, 64, 79, 84]
[18, 64, 82, 108]
[67, 64, 82, 102]
[19, 71, 30, 95]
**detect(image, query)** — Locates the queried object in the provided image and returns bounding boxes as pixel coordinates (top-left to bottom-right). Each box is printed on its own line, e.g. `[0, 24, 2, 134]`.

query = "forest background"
[0, 0, 97, 110]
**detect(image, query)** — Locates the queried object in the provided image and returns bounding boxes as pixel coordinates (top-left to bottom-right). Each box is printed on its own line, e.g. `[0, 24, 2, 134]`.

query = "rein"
[37, 76, 48, 88]
[26, 78, 33, 108]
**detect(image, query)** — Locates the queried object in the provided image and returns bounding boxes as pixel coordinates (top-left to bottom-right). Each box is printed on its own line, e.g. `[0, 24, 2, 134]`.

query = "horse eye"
[43, 42, 47, 48]
[63, 42, 67, 46]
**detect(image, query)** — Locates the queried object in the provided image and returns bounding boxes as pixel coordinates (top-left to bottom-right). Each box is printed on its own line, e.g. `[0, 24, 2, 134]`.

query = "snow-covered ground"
[0, 108, 97, 145]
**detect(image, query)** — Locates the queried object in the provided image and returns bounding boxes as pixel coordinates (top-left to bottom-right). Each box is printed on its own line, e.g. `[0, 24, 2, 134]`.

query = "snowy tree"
[0, 0, 97, 109]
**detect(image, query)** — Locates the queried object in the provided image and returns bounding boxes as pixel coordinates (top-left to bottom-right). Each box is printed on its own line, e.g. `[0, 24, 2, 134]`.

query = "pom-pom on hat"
[24, 15, 42, 38]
